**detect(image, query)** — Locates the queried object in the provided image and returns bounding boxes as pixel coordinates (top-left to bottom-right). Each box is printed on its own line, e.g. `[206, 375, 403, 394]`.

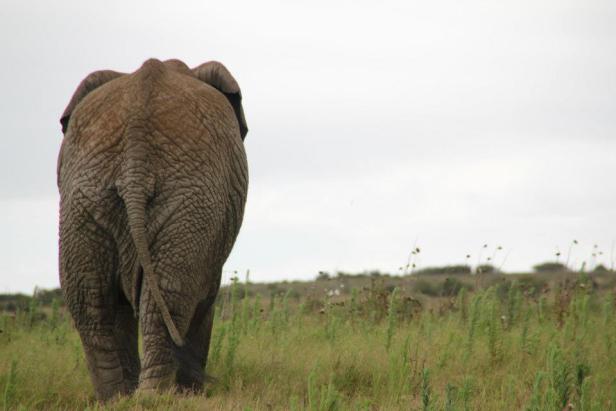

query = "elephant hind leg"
[175, 297, 216, 392]
[135, 208, 221, 393]
[113, 290, 140, 392]
[60, 209, 137, 400]
[137, 284, 180, 392]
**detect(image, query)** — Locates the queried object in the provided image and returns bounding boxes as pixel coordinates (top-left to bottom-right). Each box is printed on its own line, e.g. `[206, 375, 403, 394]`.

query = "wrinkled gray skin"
[57, 58, 248, 400]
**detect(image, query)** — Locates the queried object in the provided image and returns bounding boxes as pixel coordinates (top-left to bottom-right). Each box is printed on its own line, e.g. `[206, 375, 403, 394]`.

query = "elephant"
[57, 58, 248, 400]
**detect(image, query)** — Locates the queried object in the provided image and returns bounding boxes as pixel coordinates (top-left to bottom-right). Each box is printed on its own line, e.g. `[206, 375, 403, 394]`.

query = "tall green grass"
[1, 273, 615, 410]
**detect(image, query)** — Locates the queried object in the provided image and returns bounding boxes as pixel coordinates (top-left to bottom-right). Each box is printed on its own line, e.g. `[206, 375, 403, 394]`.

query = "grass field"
[1, 271, 616, 410]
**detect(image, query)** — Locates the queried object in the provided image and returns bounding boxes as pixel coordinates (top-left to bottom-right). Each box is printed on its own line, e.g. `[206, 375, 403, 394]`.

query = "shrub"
[517, 276, 548, 298]
[533, 262, 569, 273]
[495, 280, 512, 301]
[33, 288, 64, 306]
[316, 271, 331, 281]
[266, 283, 280, 292]
[303, 296, 324, 313]
[475, 264, 498, 274]
[593, 264, 611, 273]
[575, 272, 597, 292]
[0, 294, 31, 312]
[3, 302, 17, 313]
[398, 296, 422, 320]
[413, 280, 439, 296]
[441, 277, 465, 297]
[414, 265, 471, 275]
[413, 278, 465, 297]
[285, 288, 301, 301]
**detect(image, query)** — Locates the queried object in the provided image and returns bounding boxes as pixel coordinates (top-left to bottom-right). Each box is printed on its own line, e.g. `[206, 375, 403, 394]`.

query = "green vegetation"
[413, 265, 471, 276]
[1, 271, 616, 410]
[533, 262, 570, 273]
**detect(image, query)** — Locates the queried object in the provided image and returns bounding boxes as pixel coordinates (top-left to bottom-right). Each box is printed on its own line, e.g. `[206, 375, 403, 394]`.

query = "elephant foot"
[82, 342, 138, 401]
[176, 367, 205, 393]
[138, 365, 177, 393]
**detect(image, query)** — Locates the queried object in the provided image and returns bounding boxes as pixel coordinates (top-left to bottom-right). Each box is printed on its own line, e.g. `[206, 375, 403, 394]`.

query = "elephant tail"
[121, 188, 185, 347]
[116, 65, 184, 347]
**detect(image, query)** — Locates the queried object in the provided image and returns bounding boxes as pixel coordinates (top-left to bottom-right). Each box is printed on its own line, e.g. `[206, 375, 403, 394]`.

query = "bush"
[494, 280, 512, 301]
[284, 288, 301, 301]
[533, 262, 569, 273]
[476, 264, 498, 274]
[316, 271, 331, 281]
[0, 294, 31, 312]
[441, 277, 465, 297]
[517, 276, 548, 298]
[593, 264, 611, 273]
[413, 278, 465, 297]
[34, 288, 64, 306]
[414, 265, 471, 275]
[413, 280, 439, 296]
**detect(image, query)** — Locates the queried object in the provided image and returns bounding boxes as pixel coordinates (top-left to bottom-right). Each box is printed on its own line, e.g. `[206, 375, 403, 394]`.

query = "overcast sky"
[1, 0, 615, 293]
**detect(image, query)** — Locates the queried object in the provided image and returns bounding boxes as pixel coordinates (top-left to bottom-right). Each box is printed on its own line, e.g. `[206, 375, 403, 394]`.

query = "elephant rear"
[57, 58, 248, 399]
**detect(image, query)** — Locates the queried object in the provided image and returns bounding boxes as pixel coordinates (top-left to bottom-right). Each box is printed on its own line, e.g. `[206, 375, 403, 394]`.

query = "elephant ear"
[192, 61, 248, 140]
[60, 70, 125, 134]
